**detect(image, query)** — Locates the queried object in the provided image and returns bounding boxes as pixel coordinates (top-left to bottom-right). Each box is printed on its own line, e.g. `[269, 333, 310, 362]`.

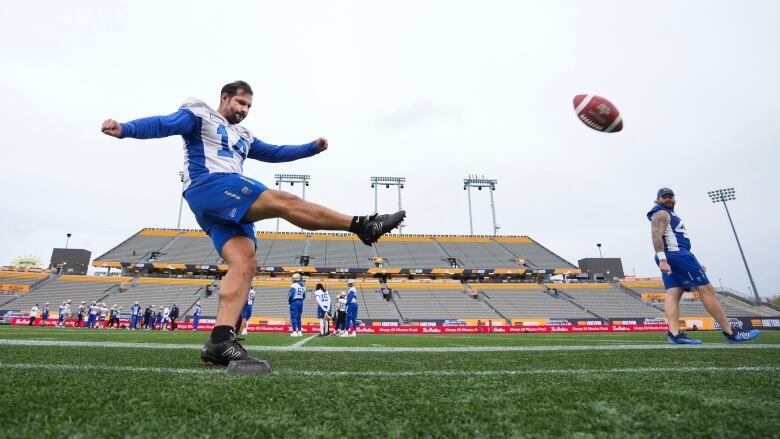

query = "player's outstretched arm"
[650, 211, 672, 274]
[247, 137, 328, 163]
[100, 109, 197, 140]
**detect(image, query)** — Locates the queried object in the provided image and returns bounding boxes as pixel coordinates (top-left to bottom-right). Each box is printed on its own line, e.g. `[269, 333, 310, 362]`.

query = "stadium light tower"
[707, 188, 760, 304]
[463, 175, 499, 235]
[177, 171, 185, 229]
[275, 174, 311, 232]
[65, 233, 72, 249]
[371, 177, 406, 234]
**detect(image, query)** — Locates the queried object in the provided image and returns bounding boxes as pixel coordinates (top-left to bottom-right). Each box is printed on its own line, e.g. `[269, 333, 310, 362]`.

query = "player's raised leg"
[243, 190, 405, 245]
[697, 283, 760, 343]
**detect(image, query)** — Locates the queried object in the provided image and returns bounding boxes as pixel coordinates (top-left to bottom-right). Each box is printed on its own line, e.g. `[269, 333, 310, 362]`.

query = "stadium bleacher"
[373, 236, 450, 268]
[553, 283, 663, 318]
[436, 237, 519, 268]
[390, 283, 500, 320]
[256, 233, 308, 267]
[93, 229, 579, 271]
[493, 237, 576, 268]
[474, 284, 595, 319]
[6, 229, 776, 324]
[110, 279, 207, 313]
[7, 276, 125, 311]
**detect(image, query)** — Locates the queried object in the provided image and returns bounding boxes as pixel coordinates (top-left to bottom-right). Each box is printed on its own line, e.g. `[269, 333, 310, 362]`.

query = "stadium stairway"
[616, 283, 667, 314]
[181, 286, 206, 317]
[547, 285, 606, 320]
[473, 291, 509, 321]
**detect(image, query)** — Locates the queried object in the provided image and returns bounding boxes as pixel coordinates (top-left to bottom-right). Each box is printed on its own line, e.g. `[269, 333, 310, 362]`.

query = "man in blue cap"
[648, 187, 760, 344]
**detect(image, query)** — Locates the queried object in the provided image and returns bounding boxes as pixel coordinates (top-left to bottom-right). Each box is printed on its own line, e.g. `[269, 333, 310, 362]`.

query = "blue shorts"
[242, 304, 253, 320]
[655, 252, 710, 291]
[184, 173, 268, 255]
[317, 307, 328, 319]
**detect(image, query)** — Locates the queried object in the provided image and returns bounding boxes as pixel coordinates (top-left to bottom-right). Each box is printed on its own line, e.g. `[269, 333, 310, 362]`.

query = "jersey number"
[675, 222, 689, 239]
[216, 125, 248, 161]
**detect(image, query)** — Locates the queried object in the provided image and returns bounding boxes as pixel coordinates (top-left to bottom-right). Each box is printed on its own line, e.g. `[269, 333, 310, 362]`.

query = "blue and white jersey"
[119, 98, 321, 190]
[647, 204, 691, 254]
[247, 288, 256, 306]
[315, 289, 331, 312]
[289, 282, 306, 302]
[59, 305, 66, 315]
[130, 304, 141, 316]
[194, 306, 202, 317]
[89, 305, 98, 315]
[347, 287, 359, 307]
[63, 304, 70, 314]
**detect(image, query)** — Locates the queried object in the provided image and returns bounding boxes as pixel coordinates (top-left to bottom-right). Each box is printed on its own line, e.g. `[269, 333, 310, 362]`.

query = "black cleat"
[200, 334, 271, 375]
[201, 335, 248, 366]
[357, 210, 406, 246]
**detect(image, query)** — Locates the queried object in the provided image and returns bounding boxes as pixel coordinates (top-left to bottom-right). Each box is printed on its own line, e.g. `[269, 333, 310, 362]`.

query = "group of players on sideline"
[21, 272, 363, 337]
[233, 274, 362, 338]
[25, 301, 183, 331]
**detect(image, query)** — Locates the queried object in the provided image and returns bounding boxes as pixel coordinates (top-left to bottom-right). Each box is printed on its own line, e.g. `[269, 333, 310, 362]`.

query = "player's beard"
[227, 112, 245, 124]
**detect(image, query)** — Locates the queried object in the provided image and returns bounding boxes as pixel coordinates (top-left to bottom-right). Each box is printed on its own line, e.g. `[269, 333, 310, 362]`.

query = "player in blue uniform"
[345, 280, 359, 337]
[288, 273, 306, 337]
[129, 301, 141, 330]
[648, 188, 760, 344]
[41, 303, 50, 325]
[102, 81, 405, 372]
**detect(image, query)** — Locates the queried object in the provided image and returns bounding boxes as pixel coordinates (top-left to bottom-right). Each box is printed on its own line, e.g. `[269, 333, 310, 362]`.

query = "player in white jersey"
[102, 81, 405, 372]
[314, 283, 332, 336]
[237, 287, 256, 337]
[162, 306, 171, 331]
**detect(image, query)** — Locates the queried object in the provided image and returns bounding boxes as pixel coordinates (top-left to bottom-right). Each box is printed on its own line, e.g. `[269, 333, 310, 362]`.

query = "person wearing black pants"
[170, 304, 180, 331]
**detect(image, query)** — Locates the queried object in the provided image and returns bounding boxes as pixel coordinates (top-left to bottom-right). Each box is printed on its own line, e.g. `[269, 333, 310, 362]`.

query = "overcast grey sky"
[1, 1, 778, 297]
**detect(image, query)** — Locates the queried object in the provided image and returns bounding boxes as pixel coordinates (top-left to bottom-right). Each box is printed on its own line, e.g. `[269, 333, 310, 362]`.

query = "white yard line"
[290, 335, 317, 348]
[0, 362, 777, 377]
[0, 362, 222, 375]
[1, 338, 780, 352]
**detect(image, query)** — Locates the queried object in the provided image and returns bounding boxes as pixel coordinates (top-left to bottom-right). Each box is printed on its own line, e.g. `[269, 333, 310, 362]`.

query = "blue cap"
[657, 187, 675, 197]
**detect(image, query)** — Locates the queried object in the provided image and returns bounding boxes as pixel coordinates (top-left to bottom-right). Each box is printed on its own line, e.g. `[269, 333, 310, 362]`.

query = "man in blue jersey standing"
[129, 301, 141, 330]
[102, 81, 405, 373]
[648, 188, 760, 344]
[289, 273, 305, 337]
[345, 280, 359, 337]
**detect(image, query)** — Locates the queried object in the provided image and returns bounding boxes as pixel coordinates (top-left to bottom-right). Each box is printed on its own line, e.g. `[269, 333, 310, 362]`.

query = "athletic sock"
[211, 325, 234, 343]
[349, 216, 367, 234]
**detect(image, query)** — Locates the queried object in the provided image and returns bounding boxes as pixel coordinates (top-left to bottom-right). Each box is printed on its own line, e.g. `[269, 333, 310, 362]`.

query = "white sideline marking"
[290, 335, 316, 348]
[0, 362, 777, 377]
[0, 362, 222, 375]
[1, 338, 780, 353]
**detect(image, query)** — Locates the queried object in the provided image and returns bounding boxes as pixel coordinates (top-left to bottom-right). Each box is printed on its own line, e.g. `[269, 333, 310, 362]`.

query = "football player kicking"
[102, 81, 405, 373]
[648, 188, 759, 344]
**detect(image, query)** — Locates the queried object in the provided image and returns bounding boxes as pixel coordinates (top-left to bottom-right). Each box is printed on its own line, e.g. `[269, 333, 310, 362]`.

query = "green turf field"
[0, 326, 778, 438]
